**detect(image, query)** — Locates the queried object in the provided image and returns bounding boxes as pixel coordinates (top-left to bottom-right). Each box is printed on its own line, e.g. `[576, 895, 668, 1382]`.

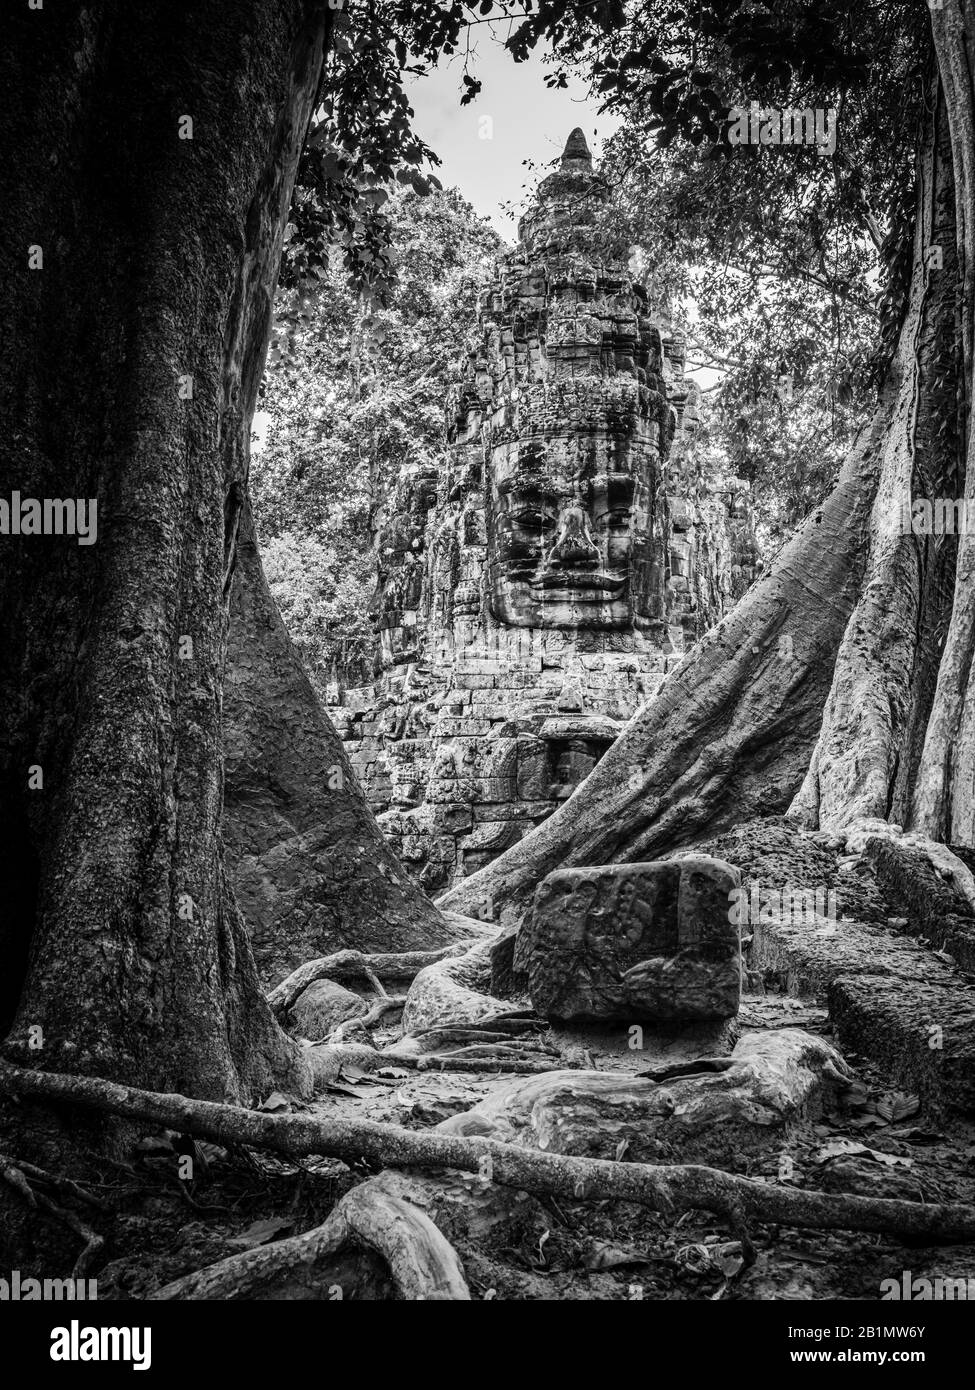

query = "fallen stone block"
[863, 835, 975, 973]
[749, 901, 975, 1115]
[829, 972, 975, 1118]
[489, 928, 524, 999]
[750, 901, 961, 997]
[518, 855, 741, 1023]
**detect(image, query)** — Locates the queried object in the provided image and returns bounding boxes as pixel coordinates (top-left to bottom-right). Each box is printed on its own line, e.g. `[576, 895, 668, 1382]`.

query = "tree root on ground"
[2, 1061, 975, 1250]
[840, 817, 975, 912]
[637, 1059, 736, 1082]
[412, 1018, 545, 1046]
[0, 1150, 105, 1276]
[417, 1042, 551, 1062]
[412, 1056, 559, 1075]
[268, 946, 471, 1019]
[309, 996, 408, 1045]
[400, 1023, 546, 1055]
[150, 1178, 470, 1300]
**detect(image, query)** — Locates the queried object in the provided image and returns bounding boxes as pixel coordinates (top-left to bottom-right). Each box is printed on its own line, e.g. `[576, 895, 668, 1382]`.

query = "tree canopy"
[253, 185, 501, 690]
[295, 1, 930, 543]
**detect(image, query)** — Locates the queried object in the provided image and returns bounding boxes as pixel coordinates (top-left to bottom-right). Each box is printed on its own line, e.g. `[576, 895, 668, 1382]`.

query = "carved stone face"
[486, 440, 658, 629]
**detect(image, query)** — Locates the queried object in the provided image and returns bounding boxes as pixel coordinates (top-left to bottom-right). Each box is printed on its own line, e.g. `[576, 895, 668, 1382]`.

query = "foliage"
[596, 130, 883, 536]
[284, 1, 625, 308]
[253, 187, 502, 694]
[564, 1, 930, 533]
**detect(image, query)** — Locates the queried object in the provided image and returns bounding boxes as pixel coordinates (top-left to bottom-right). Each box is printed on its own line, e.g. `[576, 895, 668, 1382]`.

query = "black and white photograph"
[1, 0, 974, 1362]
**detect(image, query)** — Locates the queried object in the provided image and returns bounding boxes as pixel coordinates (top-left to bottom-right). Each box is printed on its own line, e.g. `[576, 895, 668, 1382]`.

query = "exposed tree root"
[150, 1178, 470, 1300]
[413, 1056, 558, 1075]
[311, 996, 407, 1045]
[415, 1018, 545, 1040]
[840, 817, 975, 913]
[0, 1151, 105, 1276]
[409, 1023, 545, 1050]
[268, 946, 471, 1019]
[0, 1153, 110, 1211]
[637, 1059, 736, 1082]
[421, 1043, 550, 1061]
[2, 1062, 974, 1248]
[224, 501, 454, 986]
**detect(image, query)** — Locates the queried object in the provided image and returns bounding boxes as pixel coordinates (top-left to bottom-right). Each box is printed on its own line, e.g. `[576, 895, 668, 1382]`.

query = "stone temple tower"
[334, 130, 756, 893]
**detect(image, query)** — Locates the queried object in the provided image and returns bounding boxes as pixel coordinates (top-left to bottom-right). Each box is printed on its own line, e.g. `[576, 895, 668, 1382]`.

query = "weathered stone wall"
[332, 131, 757, 895]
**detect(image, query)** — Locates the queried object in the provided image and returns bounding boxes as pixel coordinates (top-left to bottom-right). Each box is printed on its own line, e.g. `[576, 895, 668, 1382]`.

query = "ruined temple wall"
[336, 628, 669, 892]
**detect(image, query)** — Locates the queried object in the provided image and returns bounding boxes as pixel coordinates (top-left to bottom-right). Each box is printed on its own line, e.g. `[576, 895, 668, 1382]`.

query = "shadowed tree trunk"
[910, 8, 975, 841]
[441, 40, 970, 927]
[224, 500, 455, 986]
[0, 0, 339, 1102]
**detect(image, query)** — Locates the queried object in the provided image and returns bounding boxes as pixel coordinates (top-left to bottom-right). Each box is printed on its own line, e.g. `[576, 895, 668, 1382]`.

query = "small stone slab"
[519, 855, 741, 1023]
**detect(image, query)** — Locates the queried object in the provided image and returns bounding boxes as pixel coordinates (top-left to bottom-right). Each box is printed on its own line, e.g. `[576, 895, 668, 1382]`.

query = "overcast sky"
[404, 27, 618, 242]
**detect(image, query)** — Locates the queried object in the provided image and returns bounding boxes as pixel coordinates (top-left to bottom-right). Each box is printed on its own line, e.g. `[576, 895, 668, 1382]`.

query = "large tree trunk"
[0, 0, 334, 1103]
[224, 501, 455, 986]
[790, 77, 961, 830]
[440, 54, 963, 927]
[911, 6, 975, 841]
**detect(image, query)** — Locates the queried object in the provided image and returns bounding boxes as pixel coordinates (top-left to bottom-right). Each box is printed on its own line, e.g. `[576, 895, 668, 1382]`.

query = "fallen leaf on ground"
[257, 1092, 291, 1113]
[876, 1091, 920, 1123]
[582, 1240, 648, 1271]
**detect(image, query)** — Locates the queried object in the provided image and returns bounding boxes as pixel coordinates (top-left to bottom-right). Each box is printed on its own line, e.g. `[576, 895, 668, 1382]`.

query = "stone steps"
[749, 904, 975, 1118]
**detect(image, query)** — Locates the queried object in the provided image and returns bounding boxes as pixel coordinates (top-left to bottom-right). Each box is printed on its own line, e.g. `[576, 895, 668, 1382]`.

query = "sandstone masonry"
[332, 131, 757, 895]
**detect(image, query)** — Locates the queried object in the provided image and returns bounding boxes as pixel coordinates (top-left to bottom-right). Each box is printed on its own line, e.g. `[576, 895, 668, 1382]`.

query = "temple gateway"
[332, 130, 757, 894]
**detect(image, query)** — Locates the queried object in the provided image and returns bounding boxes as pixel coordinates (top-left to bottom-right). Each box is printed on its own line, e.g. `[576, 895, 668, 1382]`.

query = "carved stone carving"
[517, 856, 742, 1022]
[336, 132, 758, 894]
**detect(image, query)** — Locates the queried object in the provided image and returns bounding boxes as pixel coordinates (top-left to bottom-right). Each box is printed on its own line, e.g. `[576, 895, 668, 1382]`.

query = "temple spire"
[561, 127, 593, 171]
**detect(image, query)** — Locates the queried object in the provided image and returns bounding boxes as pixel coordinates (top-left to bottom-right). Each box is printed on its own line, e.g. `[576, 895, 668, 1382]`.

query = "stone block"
[490, 928, 527, 998]
[520, 855, 741, 1022]
[435, 718, 492, 737]
[455, 658, 505, 675]
[453, 674, 496, 690]
[440, 804, 474, 834]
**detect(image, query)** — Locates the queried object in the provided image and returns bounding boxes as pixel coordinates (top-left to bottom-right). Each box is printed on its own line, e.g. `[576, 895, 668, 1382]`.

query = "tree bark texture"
[0, 0, 335, 1102]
